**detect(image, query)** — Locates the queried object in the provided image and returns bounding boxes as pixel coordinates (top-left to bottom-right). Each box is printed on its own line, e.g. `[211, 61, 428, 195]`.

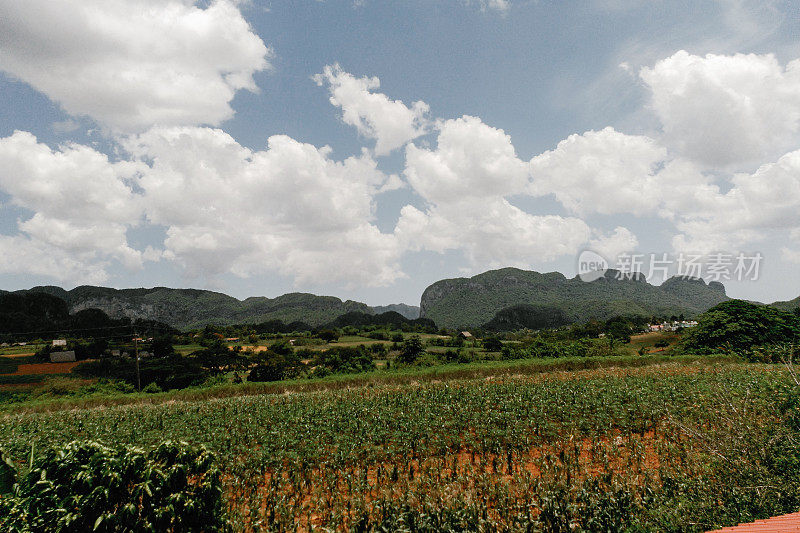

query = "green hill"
[771, 295, 800, 313]
[420, 268, 730, 329]
[370, 303, 420, 319]
[17, 286, 372, 330]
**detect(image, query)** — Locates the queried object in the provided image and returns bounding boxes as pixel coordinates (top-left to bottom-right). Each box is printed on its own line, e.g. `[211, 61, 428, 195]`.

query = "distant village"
[648, 320, 698, 332]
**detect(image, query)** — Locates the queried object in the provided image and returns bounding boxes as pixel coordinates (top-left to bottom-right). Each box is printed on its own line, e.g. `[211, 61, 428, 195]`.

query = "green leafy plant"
[0, 440, 227, 532]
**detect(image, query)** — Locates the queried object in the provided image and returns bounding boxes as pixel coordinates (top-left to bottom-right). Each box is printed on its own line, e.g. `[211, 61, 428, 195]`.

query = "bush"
[142, 382, 162, 394]
[398, 335, 425, 364]
[317, 330, 340, 343]
[248, 352, 288, 382]
[0, 440, 227, 532]
[313, 346, 375, 375]
[685, 300, 800, 353]
[482, 337, 503, 352]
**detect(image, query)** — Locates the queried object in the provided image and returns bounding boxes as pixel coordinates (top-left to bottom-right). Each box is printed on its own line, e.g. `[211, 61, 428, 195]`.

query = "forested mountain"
[420, 268, 731, 329]
[15, 286, 372, 330]
[370, 304, 420, 320]
[0, 292, 176, 341]
[771, 295, 800, 313]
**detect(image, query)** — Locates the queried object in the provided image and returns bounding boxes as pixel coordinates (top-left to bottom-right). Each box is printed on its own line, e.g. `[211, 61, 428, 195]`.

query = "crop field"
[2, 357, 798, 531]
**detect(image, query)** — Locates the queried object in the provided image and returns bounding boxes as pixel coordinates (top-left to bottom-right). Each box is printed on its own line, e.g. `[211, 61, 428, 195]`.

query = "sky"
[0, 0, 799, 307]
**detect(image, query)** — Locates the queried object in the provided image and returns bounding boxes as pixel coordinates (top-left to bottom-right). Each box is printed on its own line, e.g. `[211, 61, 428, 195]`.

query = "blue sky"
[0, 0, 799, 306]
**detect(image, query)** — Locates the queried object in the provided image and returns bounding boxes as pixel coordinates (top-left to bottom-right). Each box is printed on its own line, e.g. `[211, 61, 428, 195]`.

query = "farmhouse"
[52, 339, 67, 347]
[50, 351, 76, 363]
[459, 331, 473, 340]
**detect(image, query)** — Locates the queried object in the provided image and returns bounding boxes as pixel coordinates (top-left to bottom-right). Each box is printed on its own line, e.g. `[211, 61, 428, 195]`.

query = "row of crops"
[2, 361, 799, 531]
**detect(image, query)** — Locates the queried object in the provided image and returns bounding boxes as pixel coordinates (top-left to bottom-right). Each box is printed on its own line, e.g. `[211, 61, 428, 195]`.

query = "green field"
[2, 355, 797, 531]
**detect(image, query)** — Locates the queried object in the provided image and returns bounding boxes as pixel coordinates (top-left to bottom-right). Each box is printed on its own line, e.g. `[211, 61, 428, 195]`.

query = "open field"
[0, 345, 44, 356]
[2, 354, 796, 531]
[10, 361, 83, 375]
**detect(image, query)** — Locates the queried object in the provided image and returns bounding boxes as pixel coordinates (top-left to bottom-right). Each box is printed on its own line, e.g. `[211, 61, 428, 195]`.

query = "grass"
[0, 344, 43, 356]
[0, 374, 46, 386]
[0, 352, 738, 414]
[0, 356, 792, 531]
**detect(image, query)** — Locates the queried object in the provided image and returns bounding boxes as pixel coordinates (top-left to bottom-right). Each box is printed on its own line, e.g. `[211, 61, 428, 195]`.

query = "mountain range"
[8, 286, 410, 330]
[419, 268, 732, 328]
[4, 268, 798, 331]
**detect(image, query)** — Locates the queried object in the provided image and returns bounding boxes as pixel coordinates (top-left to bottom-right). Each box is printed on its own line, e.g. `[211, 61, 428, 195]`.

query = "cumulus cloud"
[397, 116, 592, 269]
[668, 149, 800, 253]
[529, 127, 667, 216]
[0, 0, 270, 132]
[0, 131, 145, 281]
[314, 64, 430, 156]
[640, 50, 800, 168]
[405, 115, 529, 201]
[124, 127, 403, 286]
[588, 227, 639, 261]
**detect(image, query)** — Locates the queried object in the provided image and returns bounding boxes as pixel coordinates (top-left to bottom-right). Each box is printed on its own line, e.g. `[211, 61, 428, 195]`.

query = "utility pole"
[134, 333, 141, 392]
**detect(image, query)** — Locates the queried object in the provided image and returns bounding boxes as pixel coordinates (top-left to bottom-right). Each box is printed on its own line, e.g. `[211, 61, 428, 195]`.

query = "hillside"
[420, 268, 730, 328]
[17, 286, 372, 330]
[370, 303, 420, 319]
[771, 295, 800, 313]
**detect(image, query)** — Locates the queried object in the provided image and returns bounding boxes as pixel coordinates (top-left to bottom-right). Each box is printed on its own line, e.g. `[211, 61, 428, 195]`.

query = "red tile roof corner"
[706, 512, 800, 532]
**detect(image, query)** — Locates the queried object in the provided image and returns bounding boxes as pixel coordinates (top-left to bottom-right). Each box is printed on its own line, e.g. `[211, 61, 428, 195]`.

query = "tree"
[317, 329, 340, 343]
[193, 341, 243, 375]
[605, 319, 632, 348]
[482, 337, 503, 352]
[150, 335, 175, 358]
[248, 351, 288, 382]
[398, 335, 425, 364]
[684, 300, 800, 353]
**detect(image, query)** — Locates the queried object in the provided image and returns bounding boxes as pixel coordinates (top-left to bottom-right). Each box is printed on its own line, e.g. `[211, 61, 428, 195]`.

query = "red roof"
[707, 512, 800, 532]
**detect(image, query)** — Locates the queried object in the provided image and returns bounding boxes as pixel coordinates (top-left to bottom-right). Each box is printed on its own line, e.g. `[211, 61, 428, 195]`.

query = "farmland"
[2, 356, 798, 531]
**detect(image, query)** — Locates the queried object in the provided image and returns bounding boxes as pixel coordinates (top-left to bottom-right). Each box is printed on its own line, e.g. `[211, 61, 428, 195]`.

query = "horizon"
[2, 1, 800, 306]
[5, 266, 788, 309]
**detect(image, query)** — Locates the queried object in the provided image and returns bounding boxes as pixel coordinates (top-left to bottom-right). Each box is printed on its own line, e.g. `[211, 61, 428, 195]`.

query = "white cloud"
[314, 64, 429, 156]
[405, 115, 529, 202]
[668, 149, 800, 253]
[0, 236, 112, 285]
[782, 247, 800, 264]
[0, 0, 270, 133]
[479, 0, 511, 11]
[124, 126, 403, 287]
[0, 131, 145, 281]
[588, 226, 639, 261]
[529, 127, 667, 216]
[640, 50, 800, 168]
[397, 115, 592, 269]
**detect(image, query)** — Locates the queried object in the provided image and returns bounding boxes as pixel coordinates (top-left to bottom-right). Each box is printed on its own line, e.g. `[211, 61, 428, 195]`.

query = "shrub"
[0, 440, 227, 532]
[398, 335, 425, 364]
[317, 330, 340, 343]
[685, 300, 800, 353]
[313, 346, 375, 375]
[482, 337, 503, 352]
[142, 382, 162, 394]
[248, 352, 288, 382]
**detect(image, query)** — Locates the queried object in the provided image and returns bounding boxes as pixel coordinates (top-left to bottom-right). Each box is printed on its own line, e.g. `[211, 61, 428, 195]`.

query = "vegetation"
[5, 283, 800, 530]
[1, 360, 798, 531]
[420, 267, 730, 328]
[684, 299, 800, 355]
[482, 303, 571, 331]
[13, 286, 377, 329]
[0, 292, 176, 344]
[0, 440, 226, 532]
